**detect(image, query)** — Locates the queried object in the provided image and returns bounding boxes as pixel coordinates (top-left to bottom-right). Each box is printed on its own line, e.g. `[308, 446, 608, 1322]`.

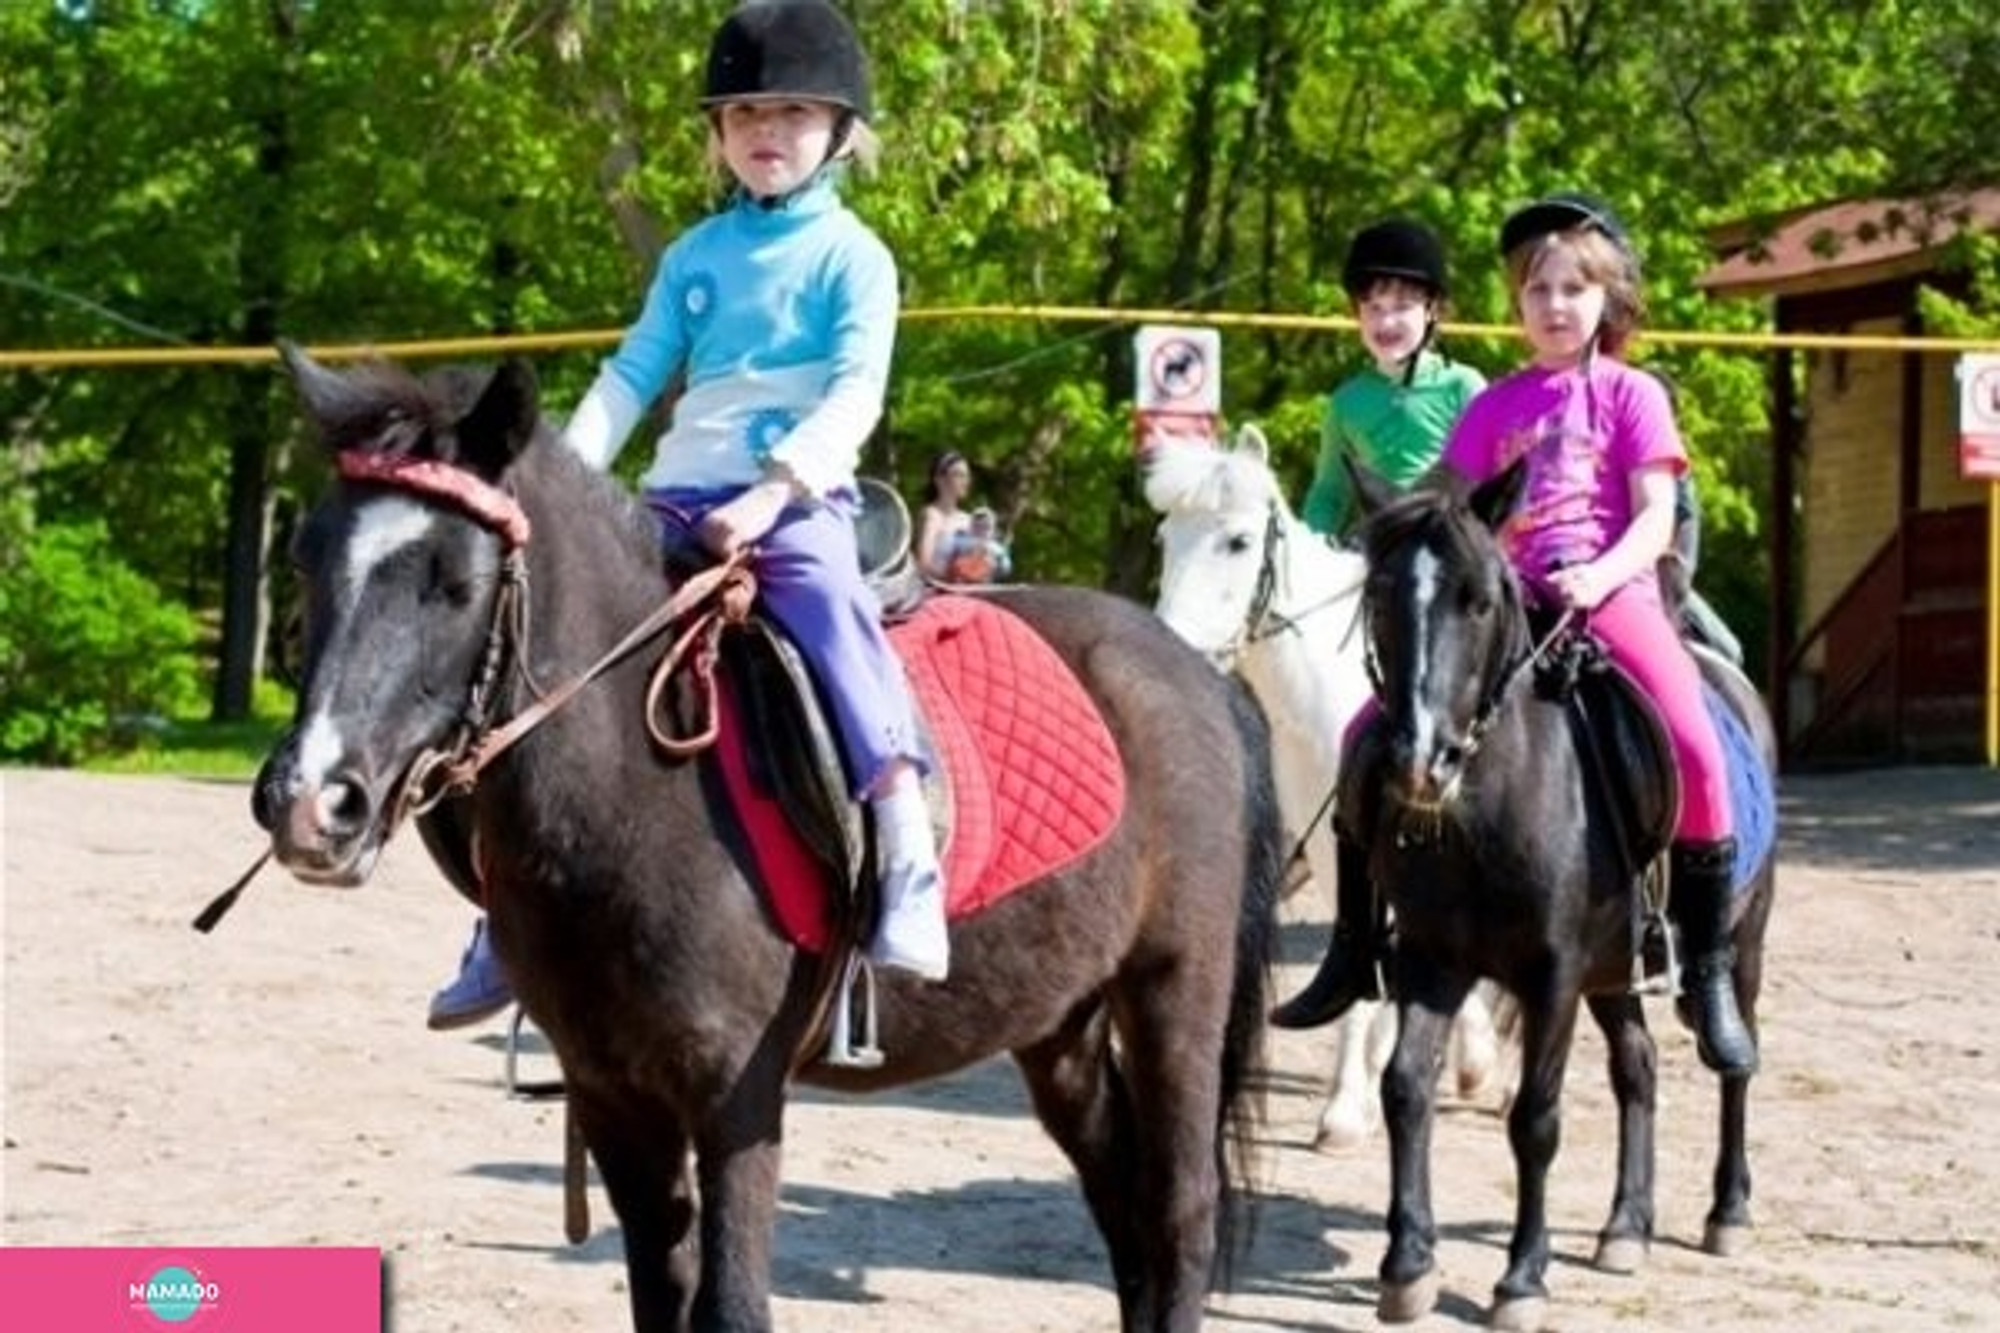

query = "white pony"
[1145, 426, 1506, 1150]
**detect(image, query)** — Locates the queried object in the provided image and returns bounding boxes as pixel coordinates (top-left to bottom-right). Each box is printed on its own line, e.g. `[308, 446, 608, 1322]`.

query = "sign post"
[1132, 324, 1222, 454]
[1957, 353, 2000, 766]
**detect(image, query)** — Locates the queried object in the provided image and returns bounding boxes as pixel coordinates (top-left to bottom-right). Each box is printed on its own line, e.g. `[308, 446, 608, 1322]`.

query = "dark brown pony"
[250, 348, 1281, 1333]
[1340, 461, 1776, 1332]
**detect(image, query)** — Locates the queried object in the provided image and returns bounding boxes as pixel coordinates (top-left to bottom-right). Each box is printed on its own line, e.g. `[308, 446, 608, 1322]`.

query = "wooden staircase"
[1782, 505, 1988, 766]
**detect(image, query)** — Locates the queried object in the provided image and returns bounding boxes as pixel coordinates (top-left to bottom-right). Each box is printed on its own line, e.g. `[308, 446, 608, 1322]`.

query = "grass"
[83, 712, 291, 780]
[81, 684, 294, 780]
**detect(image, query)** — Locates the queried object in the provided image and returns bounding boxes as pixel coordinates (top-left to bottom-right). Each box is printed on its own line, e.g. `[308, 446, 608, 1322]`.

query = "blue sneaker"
[427, 918, 513, 1030]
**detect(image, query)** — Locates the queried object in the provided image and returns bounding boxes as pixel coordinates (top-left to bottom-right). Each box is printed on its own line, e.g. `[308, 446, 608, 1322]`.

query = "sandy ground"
[4, 765, 1999, 1331]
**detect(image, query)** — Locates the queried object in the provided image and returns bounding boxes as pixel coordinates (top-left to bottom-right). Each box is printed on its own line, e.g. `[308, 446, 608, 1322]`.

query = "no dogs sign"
[1135, 325, 1222, 413]
[1133, 324, 1223, 453]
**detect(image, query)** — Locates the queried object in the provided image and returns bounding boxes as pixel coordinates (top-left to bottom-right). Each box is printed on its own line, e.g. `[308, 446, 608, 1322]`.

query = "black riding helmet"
[703, 0, 871, 120]
[1499, 190, 1635, 265]
[1342, 218, 1448, 299]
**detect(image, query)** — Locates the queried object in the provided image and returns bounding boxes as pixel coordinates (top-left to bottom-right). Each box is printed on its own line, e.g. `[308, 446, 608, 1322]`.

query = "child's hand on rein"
[1548, 561, 1611, 611]
[698, 477, 796, 558]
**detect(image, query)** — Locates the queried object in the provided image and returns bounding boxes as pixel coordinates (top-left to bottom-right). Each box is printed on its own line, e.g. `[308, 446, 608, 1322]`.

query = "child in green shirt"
[1302, 218, 1486, 540]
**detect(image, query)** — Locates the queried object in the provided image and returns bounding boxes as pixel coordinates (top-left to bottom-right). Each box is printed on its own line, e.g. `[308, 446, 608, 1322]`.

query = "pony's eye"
[427, 552, 482, 608]
[1225, 534, 1253, 555]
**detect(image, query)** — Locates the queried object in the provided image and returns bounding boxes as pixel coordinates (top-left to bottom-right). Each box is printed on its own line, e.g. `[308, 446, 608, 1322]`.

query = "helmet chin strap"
[1399, 312, 1439, 387]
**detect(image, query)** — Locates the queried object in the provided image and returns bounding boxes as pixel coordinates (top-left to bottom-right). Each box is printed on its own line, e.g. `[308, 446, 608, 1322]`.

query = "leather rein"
[195, 451, 751, 933]
[355, 451, 755, 829]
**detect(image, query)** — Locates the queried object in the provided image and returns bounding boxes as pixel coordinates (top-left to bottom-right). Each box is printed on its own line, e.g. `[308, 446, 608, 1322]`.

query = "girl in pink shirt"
[1277, 192, 1757, 1078]
[1443, 192, 1755, 1075]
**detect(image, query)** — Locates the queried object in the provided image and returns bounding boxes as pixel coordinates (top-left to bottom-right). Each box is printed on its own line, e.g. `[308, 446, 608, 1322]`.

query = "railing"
[1784, 506, 1987, 764]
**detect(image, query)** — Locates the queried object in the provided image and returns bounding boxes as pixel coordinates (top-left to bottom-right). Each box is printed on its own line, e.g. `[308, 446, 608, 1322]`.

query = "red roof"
[1698, 187, 2000, 298]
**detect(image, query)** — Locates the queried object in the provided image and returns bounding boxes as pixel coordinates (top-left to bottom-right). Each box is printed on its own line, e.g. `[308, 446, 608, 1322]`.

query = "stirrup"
[503, 1005, 564, 1099]
[821, 953, 885, 1069]
[1631, 911, 1680, 997]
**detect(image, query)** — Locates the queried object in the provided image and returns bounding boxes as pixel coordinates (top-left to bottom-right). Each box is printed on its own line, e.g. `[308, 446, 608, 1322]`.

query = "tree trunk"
[211, 0, 296, 721]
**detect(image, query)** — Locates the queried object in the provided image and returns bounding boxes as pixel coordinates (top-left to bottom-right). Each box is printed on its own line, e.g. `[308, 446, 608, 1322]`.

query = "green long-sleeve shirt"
[1303, 350, 1486, 538]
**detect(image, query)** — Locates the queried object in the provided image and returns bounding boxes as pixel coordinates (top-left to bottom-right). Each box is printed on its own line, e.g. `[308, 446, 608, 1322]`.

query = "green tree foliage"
[0, 517, 203, 765]
[2, 0, 1995, 746]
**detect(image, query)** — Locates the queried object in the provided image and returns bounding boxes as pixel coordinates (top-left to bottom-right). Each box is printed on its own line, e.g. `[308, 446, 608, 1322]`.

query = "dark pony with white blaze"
[1340, 460, 1775, 1333]
[1144, 429, 1509, 1152]
[251, 349, 1283, 1333]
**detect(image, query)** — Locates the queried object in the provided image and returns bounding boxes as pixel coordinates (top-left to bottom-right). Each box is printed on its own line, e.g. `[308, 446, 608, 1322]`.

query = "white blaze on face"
[1407, 545, 1443, 760]
[290, 496, 439, 790]
[343, 496, 436, 601]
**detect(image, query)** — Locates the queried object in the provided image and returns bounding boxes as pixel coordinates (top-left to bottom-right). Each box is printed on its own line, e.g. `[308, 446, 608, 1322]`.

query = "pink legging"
[1344, 576, 1732, 841]
[1585, 577, 1733, 841]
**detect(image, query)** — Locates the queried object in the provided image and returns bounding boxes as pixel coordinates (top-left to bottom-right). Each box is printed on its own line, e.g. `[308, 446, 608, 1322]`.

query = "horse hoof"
[1455, 1059, 1500, 1103]
[1704, 1220, 1752, 1258]
[1378, 1271, 1440, 1324]
[1313, 1111, 1370, 1154]
[1490, 1294, 1550, 1332]
[1592, 1234, 1648, 1275]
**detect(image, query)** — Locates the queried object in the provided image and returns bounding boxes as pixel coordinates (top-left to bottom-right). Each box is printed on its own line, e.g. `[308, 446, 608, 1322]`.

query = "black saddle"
[666, 478, 948, 934]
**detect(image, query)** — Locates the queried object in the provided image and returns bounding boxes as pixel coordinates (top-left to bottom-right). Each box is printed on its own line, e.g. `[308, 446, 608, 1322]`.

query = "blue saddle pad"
[1704, 684, 1775, 895]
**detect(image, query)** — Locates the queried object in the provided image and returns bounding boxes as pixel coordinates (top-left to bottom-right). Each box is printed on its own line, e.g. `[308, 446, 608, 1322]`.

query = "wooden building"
[1699, 189, 2000, 766]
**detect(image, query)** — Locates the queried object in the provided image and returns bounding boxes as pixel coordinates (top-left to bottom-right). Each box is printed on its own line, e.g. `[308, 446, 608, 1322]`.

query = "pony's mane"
[1359, 483, 1501, 587]
[1142, 439, 1284, 517]
[310, 358, 476, 455]
[522, 433, 663, 556]
[316, 358, 659, 558]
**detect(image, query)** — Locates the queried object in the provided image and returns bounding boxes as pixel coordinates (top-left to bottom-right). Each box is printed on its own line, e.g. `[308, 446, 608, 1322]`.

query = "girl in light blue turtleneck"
[427, 2, 944, 1035]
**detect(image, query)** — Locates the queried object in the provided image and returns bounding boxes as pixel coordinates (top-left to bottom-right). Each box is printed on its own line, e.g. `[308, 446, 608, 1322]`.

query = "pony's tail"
[1212, 676, 1284, 1286]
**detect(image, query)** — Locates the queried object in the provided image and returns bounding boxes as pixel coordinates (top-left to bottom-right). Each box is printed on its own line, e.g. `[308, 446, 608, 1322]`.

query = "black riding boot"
[1671, 838, 1758, 1076]
[1270, 836, 1383, 1029]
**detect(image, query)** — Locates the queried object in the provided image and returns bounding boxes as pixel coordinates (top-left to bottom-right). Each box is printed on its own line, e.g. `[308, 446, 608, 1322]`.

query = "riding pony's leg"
[1113, 969, 1233, 1333]
[1014, 1001, 1148, 1323]
[1377, 967, 1473, 1323]
[1491, 973, 1585, 1332]
[1448, 985, 1504, 1102]
[1584, 992, 1657, 1274]
[572, 1092, 698, 1333]
[1707, 888, 1766, 1254]
[1317, 1002, 1383, 1151]
[690, 1093, 789, 1333]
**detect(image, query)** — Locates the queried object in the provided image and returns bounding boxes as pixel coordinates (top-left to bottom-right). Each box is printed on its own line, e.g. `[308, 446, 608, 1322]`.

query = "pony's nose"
[1387, 732, 1465, 807]
[309, 770, 375, 842]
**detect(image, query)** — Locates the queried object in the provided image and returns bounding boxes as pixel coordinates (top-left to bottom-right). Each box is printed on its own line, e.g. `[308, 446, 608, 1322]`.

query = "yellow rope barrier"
[3, 305, 1999, 369]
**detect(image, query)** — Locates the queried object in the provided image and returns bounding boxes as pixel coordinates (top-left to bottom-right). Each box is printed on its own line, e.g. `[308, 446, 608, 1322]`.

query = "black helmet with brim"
[1499, 191, 1633, 259]
[1342, 218, 1448, 299]
[703, 1, 871, 119]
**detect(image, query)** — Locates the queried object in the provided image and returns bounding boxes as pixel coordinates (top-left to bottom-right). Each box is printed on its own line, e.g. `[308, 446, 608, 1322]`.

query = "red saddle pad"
[713, 594, 1127, 951]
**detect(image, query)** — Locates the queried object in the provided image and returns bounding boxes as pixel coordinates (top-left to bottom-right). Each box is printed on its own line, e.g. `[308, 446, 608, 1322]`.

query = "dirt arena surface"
[5, 765, 1998, 1330]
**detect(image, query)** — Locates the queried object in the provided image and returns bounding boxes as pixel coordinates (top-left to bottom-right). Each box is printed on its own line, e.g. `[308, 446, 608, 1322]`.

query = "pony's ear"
[279, 340, 369, 441]
[1469, 456, 1529, 532]
[455, 358, 541, 475]
[1343, 452, 1401, 520]
[1232, 422, 1270, 463]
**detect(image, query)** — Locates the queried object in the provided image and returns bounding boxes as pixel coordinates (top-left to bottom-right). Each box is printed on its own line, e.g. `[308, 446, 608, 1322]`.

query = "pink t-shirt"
[1440, 358, 1684, 594]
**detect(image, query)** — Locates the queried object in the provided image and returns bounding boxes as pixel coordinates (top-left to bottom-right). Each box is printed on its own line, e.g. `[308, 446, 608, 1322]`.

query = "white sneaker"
[867, 860, 950, 980]
[867, 783, 949, 981]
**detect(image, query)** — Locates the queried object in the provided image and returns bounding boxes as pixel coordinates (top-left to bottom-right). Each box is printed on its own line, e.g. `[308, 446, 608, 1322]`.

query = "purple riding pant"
[1343, 574, 1732, 842]
[648, 486, 922, 798]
